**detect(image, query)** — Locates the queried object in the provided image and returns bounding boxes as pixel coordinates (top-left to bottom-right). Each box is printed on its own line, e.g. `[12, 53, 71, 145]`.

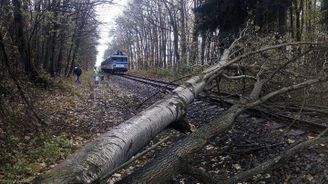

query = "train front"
[111, 52, 128, 73]
[101, 51, 128, 73]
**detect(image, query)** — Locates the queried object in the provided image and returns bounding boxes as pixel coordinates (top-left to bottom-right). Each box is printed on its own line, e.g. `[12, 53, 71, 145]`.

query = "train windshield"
[112, 57, 127, 62]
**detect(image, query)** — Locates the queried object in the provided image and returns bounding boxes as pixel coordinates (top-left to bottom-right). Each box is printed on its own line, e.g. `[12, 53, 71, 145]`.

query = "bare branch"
[223, 129, 328, 184]
[247, 77, 327, 108]
[221, 73, 257, 80]
[203, 42, 325, 82]
[265, 49, 313, 83]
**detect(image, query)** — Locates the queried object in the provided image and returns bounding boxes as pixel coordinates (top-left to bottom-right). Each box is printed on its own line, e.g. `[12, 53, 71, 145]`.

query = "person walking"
[94, 67, 100, 84]
[73, 65, 82, 84]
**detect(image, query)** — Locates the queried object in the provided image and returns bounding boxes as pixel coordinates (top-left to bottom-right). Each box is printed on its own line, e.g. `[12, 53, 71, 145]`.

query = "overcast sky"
[95, 0, 129, 66]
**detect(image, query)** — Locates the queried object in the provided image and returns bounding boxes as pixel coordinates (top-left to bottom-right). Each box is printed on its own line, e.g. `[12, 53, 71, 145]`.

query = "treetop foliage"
[195, 0, 292, 34]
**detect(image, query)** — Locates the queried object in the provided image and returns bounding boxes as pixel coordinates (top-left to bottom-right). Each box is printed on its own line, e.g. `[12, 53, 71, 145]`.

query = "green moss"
[81, 69, 94, 82]
[1, 133, 74, 182]
[4, 159, 30, 179]
[28, 134, 72, 164]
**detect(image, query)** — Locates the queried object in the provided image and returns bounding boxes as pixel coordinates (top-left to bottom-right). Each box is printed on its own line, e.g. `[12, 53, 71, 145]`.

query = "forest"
[1, 0, 328, 183]
[105, 0, 328, 69]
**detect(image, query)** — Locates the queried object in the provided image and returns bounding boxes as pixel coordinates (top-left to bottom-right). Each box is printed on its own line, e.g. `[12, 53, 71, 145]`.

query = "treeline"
[104, 0, 193, 70]
[196, 0, 327, 40]
[0, 0, 102, 84]
[105, 0, 328, 70]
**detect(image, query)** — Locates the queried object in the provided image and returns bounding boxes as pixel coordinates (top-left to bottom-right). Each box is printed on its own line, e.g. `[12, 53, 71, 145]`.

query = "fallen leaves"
[1, 77, 140, 182]
[287, 139, 296, 144]
[304, 173, 314, 181]
[232, 164, 241, 170]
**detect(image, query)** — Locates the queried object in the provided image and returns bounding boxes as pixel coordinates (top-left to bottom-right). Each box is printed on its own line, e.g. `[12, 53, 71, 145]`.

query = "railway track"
[120, 74, 328, 133]
[105, 73, 328, 183]
[121, 74, 178, 90]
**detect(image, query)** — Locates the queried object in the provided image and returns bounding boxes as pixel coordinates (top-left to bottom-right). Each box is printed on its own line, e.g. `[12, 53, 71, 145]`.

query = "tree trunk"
[163, 0, 180, 65]
[180, 0, 187, 63]
[34, 42, 322, 183]
[34, 47, 232, 184]
[322, 0, 328, 30]
[290, 5, 295, 38]
[278, 4, 288, 34]
[65, 9, 87, 77]
[49, 0, 60, 76]
[294, 0, 302, 41]
[119, 104, 243, 183]
[12, 0, 40, 82]
[200, 32, 206, 65]
[120, 69, 327, 184]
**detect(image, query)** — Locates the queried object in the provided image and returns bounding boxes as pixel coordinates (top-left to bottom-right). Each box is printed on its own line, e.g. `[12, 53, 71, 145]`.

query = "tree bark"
[34, 41, 323, 183]
[119, 71, 327, 184]
[162, 0, 180, 65]
[119, 104, 243, 183]
[290, 5, 295, 38]
[294, 0, 302, 41]
[34, 46, 232, 184]
[179, 0, 187, 63]
[12, 0, 41, 82]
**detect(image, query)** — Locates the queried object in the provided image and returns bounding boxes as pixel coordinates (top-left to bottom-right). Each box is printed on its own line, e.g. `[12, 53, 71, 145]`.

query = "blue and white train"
[101, 51, 128, 73]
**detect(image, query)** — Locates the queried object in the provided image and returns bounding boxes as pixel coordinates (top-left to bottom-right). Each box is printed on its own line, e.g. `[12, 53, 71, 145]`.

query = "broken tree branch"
[119, 75, 327, 183]
[34, 41, 325, 183]
[265, 49, 312, 83]
[223, 129, 328, 184]
[247, 77, 327, 108]
[221, 73, 257, 80]
[33, 42, 233, 184]
[204, 42, 324, 82]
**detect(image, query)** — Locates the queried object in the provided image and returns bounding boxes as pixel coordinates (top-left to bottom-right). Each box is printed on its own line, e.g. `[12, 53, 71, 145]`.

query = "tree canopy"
[194, 0, 292, 34]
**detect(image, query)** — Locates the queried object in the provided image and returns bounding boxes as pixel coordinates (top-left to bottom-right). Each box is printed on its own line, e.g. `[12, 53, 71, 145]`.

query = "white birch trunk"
[35, 41, 322, 183]
[34, 50, 231, 184]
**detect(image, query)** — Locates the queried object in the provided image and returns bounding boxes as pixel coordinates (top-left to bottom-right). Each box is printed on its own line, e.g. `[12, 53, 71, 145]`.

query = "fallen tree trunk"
[118, 104, 243, 183]
[34, 49, 232, 183]
[119, 69, 327, 183]
[34, 41, 322, 183]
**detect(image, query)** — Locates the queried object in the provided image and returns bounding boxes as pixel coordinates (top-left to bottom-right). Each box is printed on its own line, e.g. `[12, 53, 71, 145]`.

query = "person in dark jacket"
[73, 65, 82, 84]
